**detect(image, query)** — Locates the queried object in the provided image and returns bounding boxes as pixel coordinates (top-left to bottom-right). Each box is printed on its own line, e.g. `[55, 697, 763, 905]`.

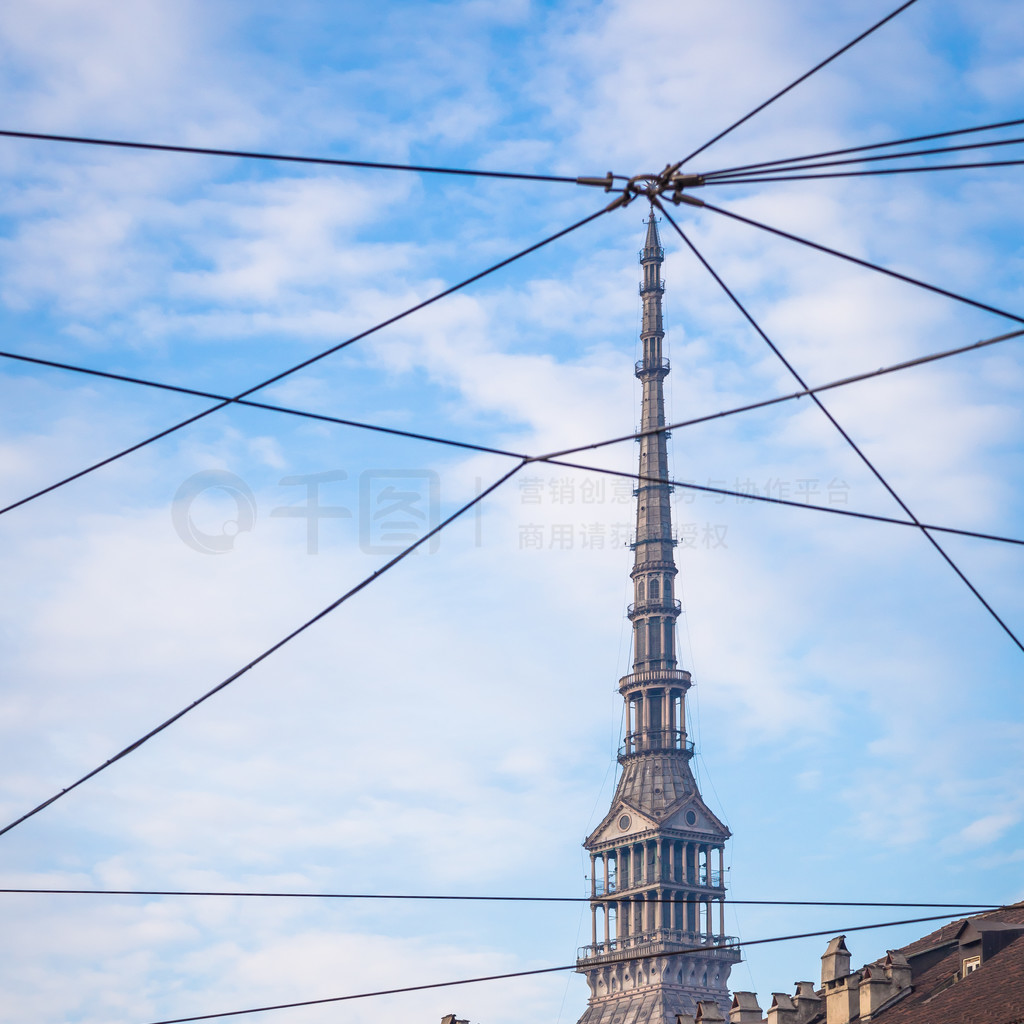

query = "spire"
[574, 208, 739, 1024]
[631, 203, 677, 678]
[643, 206, 663, 260]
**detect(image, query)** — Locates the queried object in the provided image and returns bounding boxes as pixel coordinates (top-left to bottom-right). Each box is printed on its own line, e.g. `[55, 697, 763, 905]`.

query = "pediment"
[662, 794, 729, 838]
[586, 800, 658, 847]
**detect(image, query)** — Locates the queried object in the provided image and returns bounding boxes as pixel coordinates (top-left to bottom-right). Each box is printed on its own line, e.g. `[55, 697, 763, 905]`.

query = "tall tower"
[575, 208, 740, 1024]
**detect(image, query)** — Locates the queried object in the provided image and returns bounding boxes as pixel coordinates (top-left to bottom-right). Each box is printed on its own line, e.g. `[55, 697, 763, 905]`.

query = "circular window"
[685, 810, 697, 825]
[618, 814, 631, 830]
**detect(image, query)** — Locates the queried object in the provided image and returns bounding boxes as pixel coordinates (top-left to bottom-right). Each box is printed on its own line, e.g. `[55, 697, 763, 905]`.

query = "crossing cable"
[5, 332, 1023, 549]
[655, 200, 1024, 654]
[677, 0, 921, 166]
[135, 910, 975, 1024]
[0, 463, 525, 841]
[694, 199, 1024, 327]
[0, 128, 594, 186]
[0, 886, 998, 909]
[0, 349, 529, 460]
[697, 116, 1024, 179]
[0, 205, 609, 518]
[701, 132, 1024, 181]
[537, 457, 1023, 549]
[534, 327, 1024, 460]
[5, 325, 1021, 482]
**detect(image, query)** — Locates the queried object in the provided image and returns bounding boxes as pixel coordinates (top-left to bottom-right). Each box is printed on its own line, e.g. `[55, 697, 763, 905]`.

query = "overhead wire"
[0, 462, 526, 841]
[0, 349, 529, 460]
[135, 910, 980, 1024]
[1, 309, 1018, 849]
[1, 23, 1018, 1020]
[697, 116, 1024, 178]
[3, 101, 1020, 956]
[5, 328, 1023, 550]
[655, 200, 1024, 654]
[0, 128, 581, 185]
[702, 157, 1024, 185]
[701, 131, 1024, 180]
[0, 204, 609, 518]
[698, 199, 1024, 327]
[678, 0, 921, 165]
[2, 192, 1021, 842]
[536, 326, 1024, 459]
[0, 886, 998, 909]
[540, 456, 1023, 549]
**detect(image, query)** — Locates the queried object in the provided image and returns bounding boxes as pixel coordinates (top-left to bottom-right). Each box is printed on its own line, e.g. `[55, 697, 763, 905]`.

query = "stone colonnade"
[589, 838, 726, 949]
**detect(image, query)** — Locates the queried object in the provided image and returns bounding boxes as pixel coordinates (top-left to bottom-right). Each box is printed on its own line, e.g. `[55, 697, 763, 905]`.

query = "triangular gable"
[661, 791, 730, 838]
[585, 800, 659, 847]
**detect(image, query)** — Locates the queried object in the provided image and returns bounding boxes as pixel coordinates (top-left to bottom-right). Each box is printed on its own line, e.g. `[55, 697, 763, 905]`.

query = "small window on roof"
[963, 956, 981, 975]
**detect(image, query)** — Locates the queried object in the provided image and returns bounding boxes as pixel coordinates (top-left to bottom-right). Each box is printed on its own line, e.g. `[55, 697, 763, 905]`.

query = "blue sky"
[0, 1, 1022, 1022]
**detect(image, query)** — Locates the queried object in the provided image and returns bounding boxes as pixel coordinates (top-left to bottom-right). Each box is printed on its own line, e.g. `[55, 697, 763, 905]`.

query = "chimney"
[793, 981, 822, 1024]
[859, 965, 896, 1020]
[824, 971, 859, 1024]
[696, 1001, 727, 1024]
[766, 993, 797, 1024]
[884, 950, 912, 990]
[440, 1016, 469, 1024]
[730, 992, 763, 1023]
[821, 936, 851, 985]
[676, 1014, 696, 1024]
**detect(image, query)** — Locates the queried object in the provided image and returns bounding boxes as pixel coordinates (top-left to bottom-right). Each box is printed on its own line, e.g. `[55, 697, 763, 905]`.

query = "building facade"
[575, 210, 741, 1024]
[726, 903, 1024, 1024]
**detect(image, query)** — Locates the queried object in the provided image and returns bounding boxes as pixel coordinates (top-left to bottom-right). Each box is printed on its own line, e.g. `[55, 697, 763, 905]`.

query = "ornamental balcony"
[577, 930, 741, 964]
[629, 529, 678, 550]
[619, 728, 695, 758]
[638, 245, 665, 261]
[618, 667, 692, 690]
[635, 356, 670, 378]
[627, 598, 682, 618]
[639, 280, 665, 294]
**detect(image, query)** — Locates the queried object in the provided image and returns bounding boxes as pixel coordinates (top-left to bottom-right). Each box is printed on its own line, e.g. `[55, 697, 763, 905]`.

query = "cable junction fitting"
[576, 166, 707, 209]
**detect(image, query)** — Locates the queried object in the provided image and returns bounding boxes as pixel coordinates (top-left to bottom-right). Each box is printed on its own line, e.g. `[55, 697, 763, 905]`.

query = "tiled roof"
[879, 927, 1024, 1024]
[898, 903, 1024, 959]
[821, 903, 1024, 1024]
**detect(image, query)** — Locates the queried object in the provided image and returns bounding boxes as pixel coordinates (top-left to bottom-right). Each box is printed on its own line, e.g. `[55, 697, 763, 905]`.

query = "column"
[719, 898, 725, 940]
[602, 853, 609, 896]
[604, 904, 610, 946]
[591, 904, 598, 947]
[590, 854, 597, 897]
